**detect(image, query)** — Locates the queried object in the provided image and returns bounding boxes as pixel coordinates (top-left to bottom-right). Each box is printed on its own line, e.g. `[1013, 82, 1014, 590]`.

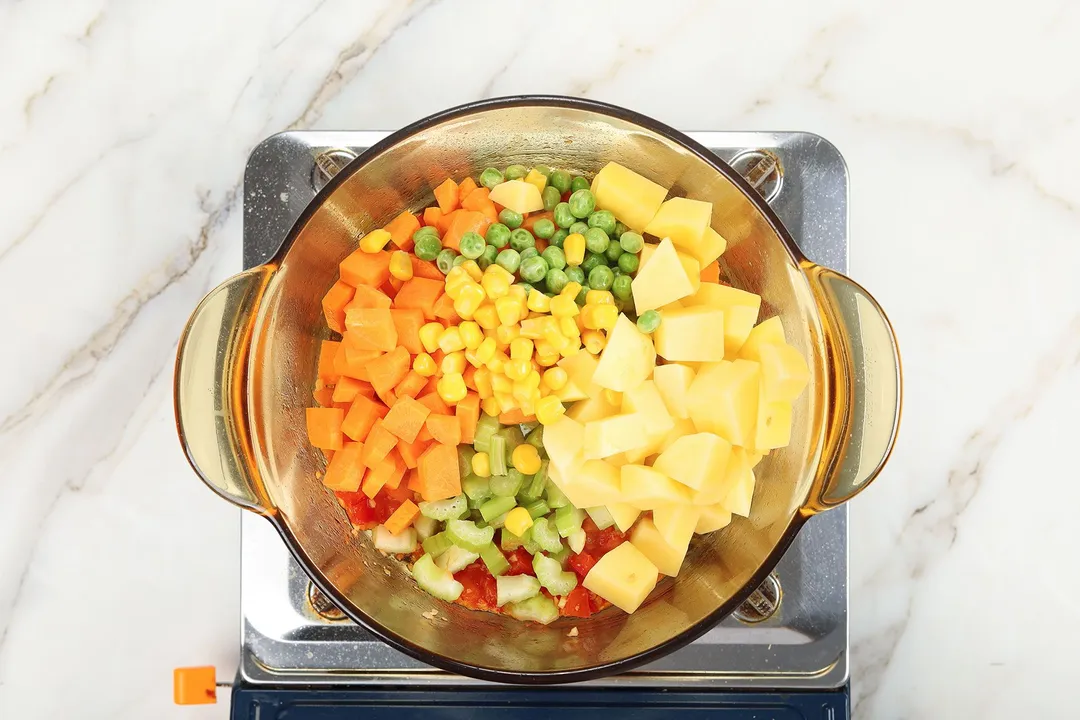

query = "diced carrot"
[362, 448, 407, 499]
[332, 376, 366, 404]
[522, 211, 554, 234]
[416, 423, 433, 443]
[700, 261, 720, 283]
[366, 346, 411, 397]
[381, 396, 431, 443]
[376, 385, 398, 409]
[332, 400, 352, 412]
[416, 391, 452, 416]
[425, 414, 462, 446]
[323, 449, 335, 463]
[411, 255, 445, 281]
[417, 443, 461, 502]
[385, 211, 420, 252]
[318, 340, 342, 384]
[457, 177, 478, 204]
[337, 344, 381, 380]
[323, 442, 366, 492]
[386, 277, 403, 297]
[462, 365, 477, 391]
[534, 237, 548, 253]
[389, 308, 425, 354]
[443, 210, 491, 252]
[322, 281, 355, 333]
[432, 293, 460, 323]
[395, 371, 427, 400]
[422, 373, 440, 395]
[384, 499, 420, 535]
[361, 419, 398, 469]
[384, 455, 407, 489]
[339, 250, 391, 288]
[306, 407, 345, 451]
[344, 308, 398, 352]
[406, 468, 422, 492]
[313, 386, 334, 407]
[345, 285, 392, 311]
[423, 206, 443, 227]
[456, 392, 480, 444]
[354, 381, 376, 399]
[479, 203, 498, 223]
[436, 208, 459, 235]
[498, 408, 536, 424]
[434, 178, 460, 214]
[393, 277, 444, 321]
[396, 433, 431, 469]
[341, 395, 387, 442]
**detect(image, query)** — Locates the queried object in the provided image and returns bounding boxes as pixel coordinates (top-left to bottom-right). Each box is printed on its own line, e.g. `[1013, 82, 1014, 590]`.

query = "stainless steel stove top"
[239, 130, 849, 689]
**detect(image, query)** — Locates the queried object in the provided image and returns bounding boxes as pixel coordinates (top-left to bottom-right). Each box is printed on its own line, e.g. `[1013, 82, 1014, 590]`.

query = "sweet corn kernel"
[481, 396, 500, 416]
[509, 337, 534, 361]
[505, 358, 531, 381]
[536, 396, 566, 425]
[512, 444, 543, 475]
[472, 452, 491, 478]
[550, 294, 579, 318]
[419, 323, 444, 353]
[496, 324, 520, 346]
[454, 282, 486, 319]
[457, 321, 482, 351]
[464, 348, 483, 368]
[508, 284, 529, 313]
[521, 396, 537, 416]
[444, 268, 471, 300]
[526, 289, 551, 313]
[473, 367, 493, 397]
[437, 326, 465, 353]
[565, 233, 586, 266]
[586, 290, 614, 305]
[535, 351, 560, 367]
[504, 506, 534, 537]
[512, 381, 532, 403]
[412, 352, 437, 377]
[542, 367, 568, 390]
[495, 392, 517, 414]
[582, 329, 606, 354]
[437, 373, 468, 404]
[474, 303, 500, 330]
[492, 374, 513, 394]
[560, 317, 580, 338]
[487, 351, 509, 374]
[486, 264, 514, 282]
[359, 228, 392, 253]
[583, 303, 619, 330]
[462, 260, 483, 282]
[481, 271, 510, 299]
[519, 316, 549, 339]
[389, 251, 414, 281]
[543, 326, 570, 352]
[561, 281, 583, 299]
[495, 297, 522, 326]
[476, 336, 498, 364]
[441, 351, 466, 375]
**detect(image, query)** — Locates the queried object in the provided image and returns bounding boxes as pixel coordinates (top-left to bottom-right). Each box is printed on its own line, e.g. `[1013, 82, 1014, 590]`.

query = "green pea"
[565, 266, 585, 285]
[545, 268, 569, 294]
[605, 242, 625, 263]
[414, 225, 439, 240]
[453, 255, 468, 268]
[520, 256, 550, 284]
[459, 231, 486, 260]
[496, 248, 521, 274]
[478, 244, 498, 270]
[614, 221, 629, 238]
[519, 247, 539, 262]
[619, 231, 645, 253]
[553, 202, 575, 229]
[615, 297, 633, 314]
[575, 285, 589, 306]
[618, 252, 640, 274]
[612, 266, 624, 277]
[549, 229, 568, 248]
[533, 165, 552, 178]
[533, 218, 556, 239]
[542, 186, 561, 212]
[636, 310, 661, 334]
[584, 227, 610, 254]
[541, 246, 566, 270]
[480, 168, 504, 189]
[568, 189, 596, 218]
[587, 210, 617, 236]
[580, 251, 603, 274]
[499, 208, 523, 229]
[549, 169, 572, 194]
[612, 274, 632, 300]
[569, 221, 589, 236]
[570, 176, 590, 193]
[505, 164, 528, 180]
[485, 223, 511, 249]
[517, 282, 535, 295]
[436, 249, 458, 274]
[510, 228, 536, 252]
[413, 234, 442, 261]
[587, 265, 614, 291]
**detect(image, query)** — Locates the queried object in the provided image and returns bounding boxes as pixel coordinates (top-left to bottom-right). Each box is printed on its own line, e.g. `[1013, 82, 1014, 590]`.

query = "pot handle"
[802, 263, 902, 513]
[173, 267, 275, 515]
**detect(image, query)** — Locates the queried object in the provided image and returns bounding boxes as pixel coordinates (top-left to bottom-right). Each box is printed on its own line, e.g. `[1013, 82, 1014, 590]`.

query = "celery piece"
[533, 553, 578, 595]
[435, 545, 480, 573]
[413, 515, 439, 541]
[518, 460, 548, 501]
[462, 474, 492, 501]
[524, 499, 551, 519]
[499, 426, 526, 454]
[567, 527, 586, 554]
[525, 424, 545, 451]
[545, 481, 570, 509]
[373, 525, 418, 555]
[458, 446, 476, 478]
[554, 506, 585, 538]
[421, 531, 453, 557]
[501, 527, 525, 552]
[445, 519, 496, 553]
[585, 505, 615, 531]
[506, 594, 559, 624]
[479, 542, 511, 576]
[479, 495, 516, 523]
[419, 495, 468, 521]
[496, 574, 541, 606]
[489, 435, 508, 476]
[530, 517, 563, 553]
[473, 414, 501, 453]
[491, 469, 525, 497]
[412, 554, 464, 602]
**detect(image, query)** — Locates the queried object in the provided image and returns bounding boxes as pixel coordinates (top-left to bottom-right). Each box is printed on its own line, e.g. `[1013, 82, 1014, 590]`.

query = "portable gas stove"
[230, 130, 851, 718]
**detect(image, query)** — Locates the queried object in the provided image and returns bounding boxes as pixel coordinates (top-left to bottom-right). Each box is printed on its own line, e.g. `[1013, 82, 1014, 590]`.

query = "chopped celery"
[550, 544, 570, 567]
[419, 495, 468, 521]
[412, 554, 464, 602]
[568, 527, 586, 554]
[525, 425, 545, 450]
[373, 525, 418, 555]
[489, 435, 508, 476]
[585, 506, 615, 530]
[488, 512, 510, 528]
[467, 494, 487, 511]
[458, 446, 476, 477]
[480, 495, 516, 523]
[473, 414, 500, 453]
[462, 474, 492, 501]
[491, 469, 525, 497]
[421, 532, 453, 557]
[545, 482, 570, 509]
[479, 542, 511, 576]
[554, 506, 585, 538]
[506, 594, 559, 624]
[496, 574, 541, 606]
[413, 515, 439, 541]
[523, 534, 541, 555]
[445, 519, 496, 552]
[524, 499, 551, 519]
[501, 527, 524, 552]
[498, 426, 526, 453]
[518, 460, 548, 501]
[436, 545, 480, 573]
[520, 420, 541, 436]
[530, 517, 563, 553]
[533, 553, 578, 595]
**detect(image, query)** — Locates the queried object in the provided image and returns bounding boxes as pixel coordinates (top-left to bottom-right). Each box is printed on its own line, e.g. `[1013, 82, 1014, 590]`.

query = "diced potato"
[622, 429, 668, 465]
[687, 360, 760, 447]
[489, 180, 544, 213]
[573, 459, 623, 506]
[684, 283, 761, 356]
[644, 197, 713, 254]
[583, 541, 659, 613]
[654, 306, 726, 362]
[695, 504, 733, 534]
[584, 414, 652, 459]
[641, 242, 701, 294]
[591, 162, 668, 232]
[558, 350, 603, 400]
[631, 516, 688, 576]
[543, 416, 584, 472]
[720, 468, 755, 517]
[738, 317, 786, 362]
[566, 392, 620, 423]
[652, 504, 701, 554]
[632, 238, 696, 313]
[692, 227, 729, 267]
[658, 418, 697, 453]
[621, 464, 691, 509]
[621, 380, 675, 437]
[607, 502, 641, 532]
[652, 363, 696, 419]
[692, 445, 751, 506]
[652, 432, 732, 491]
[594, 314, 656, 392]
[605, 452, 631, 468]
[758, 342, 810, 402]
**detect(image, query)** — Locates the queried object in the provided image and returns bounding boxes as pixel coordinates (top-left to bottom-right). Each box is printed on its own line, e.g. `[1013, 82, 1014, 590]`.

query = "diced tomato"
[562, 586, 593, 618]
[587, 590, 611, 613]
[505, 548, 535, 576]
[568, 552, 597, 580]
[336, 490, 408, 529]
[454, 561, 498, 611]
[582, 517, 626, 557]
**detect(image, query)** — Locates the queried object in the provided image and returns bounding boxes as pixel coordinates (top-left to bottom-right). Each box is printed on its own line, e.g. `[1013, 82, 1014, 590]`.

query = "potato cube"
[632, 238, 696, 313]
[652, 504, 701, 554]
[631, 516, 689, 576]
[621, 464, 691, 509]
[644, 197, 713, 253]
[652, 363, 696, 419]
[695, 504, 733, 534]
[758, 342, 810, 403]
[737, 317, 786, 362]
[687, 360, 761, 447]
[591, 162, 668, 232]
[654, 306, 726, 362]
[583, 541, 659, 613]
[621, 380, 675, 437]
[594, 315, 656, 392]
[584, 415, 652, 459]
[652, 432, 732, 491]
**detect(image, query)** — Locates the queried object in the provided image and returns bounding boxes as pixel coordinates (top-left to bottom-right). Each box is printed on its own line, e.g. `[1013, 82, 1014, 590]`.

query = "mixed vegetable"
[307, 160, 810, 624]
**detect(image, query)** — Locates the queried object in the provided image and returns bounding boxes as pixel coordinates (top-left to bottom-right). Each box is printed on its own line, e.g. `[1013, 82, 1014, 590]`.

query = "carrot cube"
[323, 442, 366, 492]
[383, 499, 420, 536]
[417, 443, 461, 502]
[318, 340, 342, 384]
[344, 285, 392, 311]
[341, 395, 387, 442]
[361, 419, 398, 469]
[382, 396, 431, 443]
[423, 206, 443, 228]
[389, 308, 425, 354]
[434, 178, 460, 214]
[339, 249, 391, 288]
[425, 414, 462, 446]
[344, 308, 398, 352]
[456, 392, 480, 444]
[366, 346, 411, 397]
[393, 277, 444, 321]
[385, 211, 421, 252]
[396, 435, 431, 469]
[306, 407, 344, 451]
[362, 448, 406, 499]
[322, 281, 355, 333]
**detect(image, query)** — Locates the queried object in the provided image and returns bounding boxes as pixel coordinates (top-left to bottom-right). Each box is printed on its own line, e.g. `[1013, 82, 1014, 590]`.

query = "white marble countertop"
[2, 0, 1078, 717]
